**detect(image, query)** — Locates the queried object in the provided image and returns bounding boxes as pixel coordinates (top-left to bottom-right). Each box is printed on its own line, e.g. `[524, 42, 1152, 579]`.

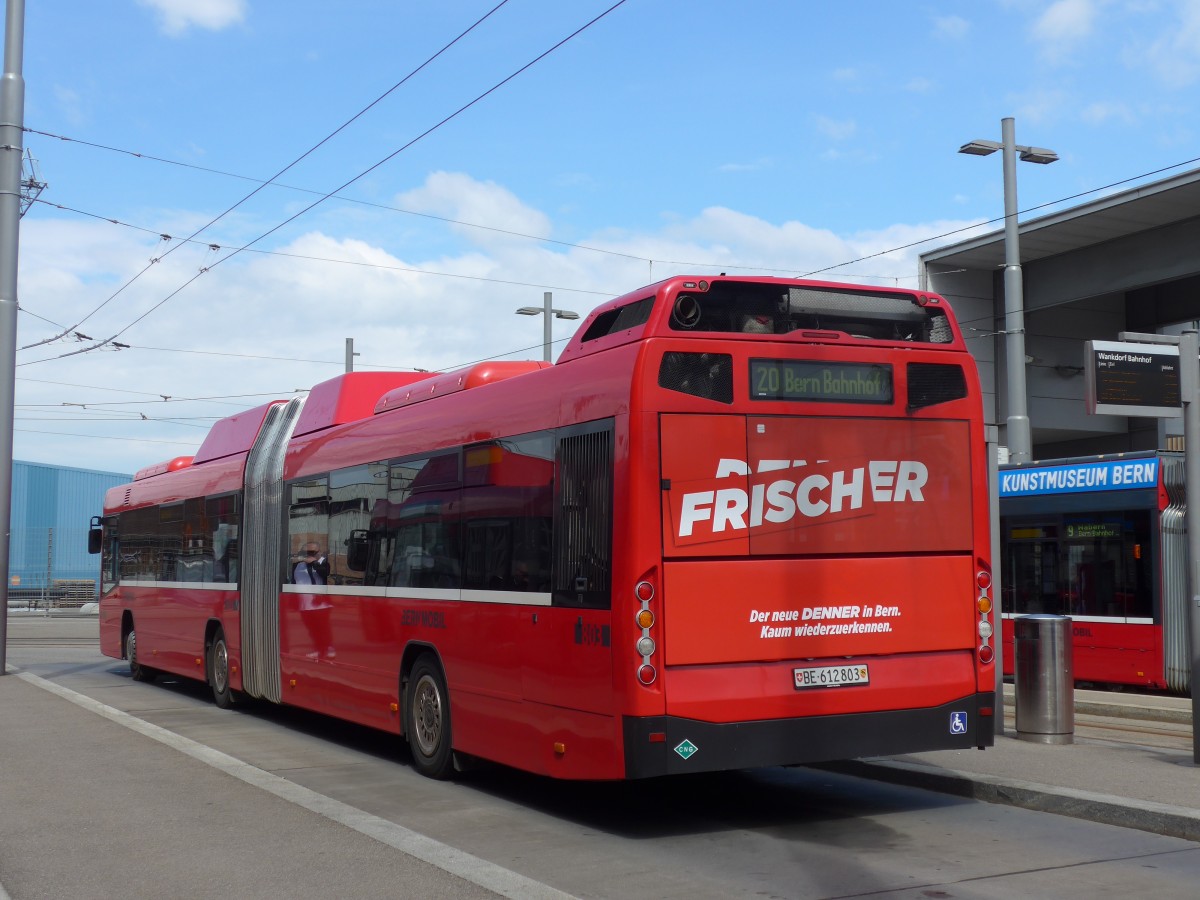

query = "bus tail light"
[635, 576, 657, 685]
[976, 564, 994, 667]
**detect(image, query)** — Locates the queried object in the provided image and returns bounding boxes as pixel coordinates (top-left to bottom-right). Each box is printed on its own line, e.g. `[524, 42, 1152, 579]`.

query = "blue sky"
[12, 0, 1200, 474]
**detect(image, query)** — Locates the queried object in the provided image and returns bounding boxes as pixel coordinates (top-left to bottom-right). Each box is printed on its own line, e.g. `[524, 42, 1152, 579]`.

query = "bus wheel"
[406, 655, 452, 779]
[207, 627, 236, 709]
[126, 627, 155, 683]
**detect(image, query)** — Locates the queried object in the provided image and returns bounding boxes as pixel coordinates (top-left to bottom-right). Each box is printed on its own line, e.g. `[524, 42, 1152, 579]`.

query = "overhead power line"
[21, 0, 630, 368]
[27, 127, 1200, 302]
[14, 427, 199, 447]
[25, 126, 650, 265]
[25, 197, 621, 298]
[18, 0, 517, 355]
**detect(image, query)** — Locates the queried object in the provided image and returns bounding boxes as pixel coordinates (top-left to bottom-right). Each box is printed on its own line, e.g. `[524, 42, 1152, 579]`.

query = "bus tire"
[207, 626, 237, 709]
[126, 626, 156, 683]
[406, 655, 452, 779]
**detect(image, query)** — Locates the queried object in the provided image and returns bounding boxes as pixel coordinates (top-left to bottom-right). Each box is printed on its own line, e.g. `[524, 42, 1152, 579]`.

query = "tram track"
[1000, 711, 1192, 752]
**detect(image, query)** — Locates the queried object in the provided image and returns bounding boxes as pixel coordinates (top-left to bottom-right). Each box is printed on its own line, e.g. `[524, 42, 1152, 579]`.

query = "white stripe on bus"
[119, 581, 554, 607]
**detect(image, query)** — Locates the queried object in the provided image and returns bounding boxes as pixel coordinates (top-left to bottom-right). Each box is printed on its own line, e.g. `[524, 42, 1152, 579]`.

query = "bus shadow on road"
[123, 670, 967, 842]
[455, 760, 967, 841]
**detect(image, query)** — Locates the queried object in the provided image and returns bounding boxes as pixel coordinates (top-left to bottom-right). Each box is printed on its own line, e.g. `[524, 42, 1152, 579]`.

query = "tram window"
[1062, 513, 1152, 619]
[1004, 524, 1061, 616]
[1002, 512, 1153, 621]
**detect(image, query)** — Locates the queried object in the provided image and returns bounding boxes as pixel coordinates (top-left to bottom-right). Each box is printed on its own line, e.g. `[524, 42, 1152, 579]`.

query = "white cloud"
[717, 159, 772, 173]
[1080, 100, 1136, 124]
[815, 116, 857, 141]
[1031, 0, 1096, 59]
[1133, 0, 1200, 86]
[53, 86, 87, 127]
[934, 15, 970, 40]
[13, 173, 981, 473]
[137, 0, 247, 37]
[1033, 0, 1096, 40]
[394, 172, 553, 249]
[1013, 87, 1071, 124]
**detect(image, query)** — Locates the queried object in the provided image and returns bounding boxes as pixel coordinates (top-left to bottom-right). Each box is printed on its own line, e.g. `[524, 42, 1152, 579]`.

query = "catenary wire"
[13, 427, 199, 447]
[20, 0, 630, 368]
[25, 198, 621, 298]
[24, 132, 1200, 282]
[25, 125, 651, 265]
[18, 0, 514, 353]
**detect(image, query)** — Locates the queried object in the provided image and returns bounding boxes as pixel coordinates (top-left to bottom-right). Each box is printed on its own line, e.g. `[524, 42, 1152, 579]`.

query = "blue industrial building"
[9, 460, 129, 602]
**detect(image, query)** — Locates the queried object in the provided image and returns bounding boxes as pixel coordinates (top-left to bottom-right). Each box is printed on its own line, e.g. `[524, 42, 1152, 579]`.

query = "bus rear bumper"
[622, 692, 996, 779]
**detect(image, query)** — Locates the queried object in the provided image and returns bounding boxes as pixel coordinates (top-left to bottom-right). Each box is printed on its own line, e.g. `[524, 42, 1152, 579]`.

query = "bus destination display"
[750, 359, 893, 404]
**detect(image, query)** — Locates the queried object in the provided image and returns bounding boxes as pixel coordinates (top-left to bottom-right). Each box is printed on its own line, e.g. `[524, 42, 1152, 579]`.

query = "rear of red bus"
[574, 277, 996, 777]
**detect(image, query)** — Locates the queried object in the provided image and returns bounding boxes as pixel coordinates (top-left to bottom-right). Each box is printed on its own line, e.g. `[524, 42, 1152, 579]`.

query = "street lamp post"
[959, 117, 1058, 465]
[516, 292, 579, 362]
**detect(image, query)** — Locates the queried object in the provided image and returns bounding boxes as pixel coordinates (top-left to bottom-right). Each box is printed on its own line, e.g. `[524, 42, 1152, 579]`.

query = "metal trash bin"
[1013, 614, 1074, 744]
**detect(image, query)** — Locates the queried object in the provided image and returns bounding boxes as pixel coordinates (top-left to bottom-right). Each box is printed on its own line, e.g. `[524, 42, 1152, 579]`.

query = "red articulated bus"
[92, 275, 996, 780]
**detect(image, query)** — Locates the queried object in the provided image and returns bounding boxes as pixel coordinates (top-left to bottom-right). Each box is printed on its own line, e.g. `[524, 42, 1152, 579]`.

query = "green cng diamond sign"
[674, 739, 698, 760]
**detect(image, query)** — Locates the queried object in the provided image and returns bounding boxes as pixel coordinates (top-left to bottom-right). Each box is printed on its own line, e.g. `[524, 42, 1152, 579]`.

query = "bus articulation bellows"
[93, 275, 996, 780]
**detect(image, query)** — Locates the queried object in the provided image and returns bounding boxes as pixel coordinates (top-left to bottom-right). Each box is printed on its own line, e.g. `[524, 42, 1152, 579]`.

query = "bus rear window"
[668, 281, 954, 343]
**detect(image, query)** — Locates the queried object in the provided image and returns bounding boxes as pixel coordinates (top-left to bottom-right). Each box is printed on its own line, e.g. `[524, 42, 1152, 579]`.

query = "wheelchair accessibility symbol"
[949, 711, 968, 735]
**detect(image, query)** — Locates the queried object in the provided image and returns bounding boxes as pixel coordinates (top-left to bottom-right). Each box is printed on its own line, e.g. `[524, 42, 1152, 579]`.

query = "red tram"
[998, 451, 1190, 692]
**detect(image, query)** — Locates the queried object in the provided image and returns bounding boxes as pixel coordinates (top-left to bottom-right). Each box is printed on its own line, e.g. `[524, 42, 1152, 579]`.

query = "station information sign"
[1085, 339, 1181, 417]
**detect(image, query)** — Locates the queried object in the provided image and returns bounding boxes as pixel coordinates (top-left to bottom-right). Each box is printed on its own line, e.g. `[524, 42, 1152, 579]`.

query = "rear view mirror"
[88, 516, 103, 555]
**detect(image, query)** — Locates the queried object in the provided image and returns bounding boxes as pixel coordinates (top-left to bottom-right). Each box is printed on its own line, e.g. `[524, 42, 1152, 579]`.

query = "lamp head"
[958, 140, 1001, 157]
[1019, 146, 1059, 164]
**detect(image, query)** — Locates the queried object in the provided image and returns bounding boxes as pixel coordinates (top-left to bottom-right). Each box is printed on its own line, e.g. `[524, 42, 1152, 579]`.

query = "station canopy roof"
[921, 166, 1200, 270]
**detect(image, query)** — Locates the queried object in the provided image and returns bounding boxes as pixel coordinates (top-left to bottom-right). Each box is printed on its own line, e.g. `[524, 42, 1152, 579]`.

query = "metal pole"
[986, 424, 1005, 733]
[345, 337, 356, 373]
[0, 0, 27, 675]
[542, 292, 552, 363]
[1000, 117, 1032, 465]
[1179, 329, 1200, 764]
[42, 526, 50, 617]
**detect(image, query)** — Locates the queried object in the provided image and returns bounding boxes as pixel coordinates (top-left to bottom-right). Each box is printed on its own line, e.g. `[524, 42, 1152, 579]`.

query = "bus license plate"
[793, 664, 870, 689]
